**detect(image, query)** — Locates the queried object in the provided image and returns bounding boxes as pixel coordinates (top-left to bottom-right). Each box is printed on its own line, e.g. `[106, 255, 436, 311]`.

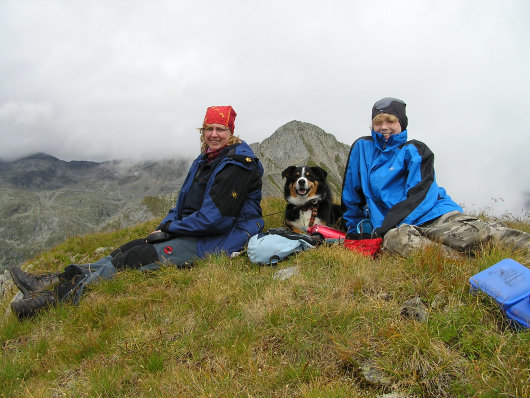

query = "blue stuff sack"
[247, 228, 319, 265]
[469, 258, 530, 328]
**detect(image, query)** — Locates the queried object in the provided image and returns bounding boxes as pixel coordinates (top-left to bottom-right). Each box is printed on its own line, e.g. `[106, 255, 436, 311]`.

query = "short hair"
[371, 113, 399, 130]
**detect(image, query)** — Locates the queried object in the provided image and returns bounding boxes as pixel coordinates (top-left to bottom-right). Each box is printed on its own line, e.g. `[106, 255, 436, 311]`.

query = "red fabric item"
[343, 238, 383, 257]
[203, 106, 237, 132]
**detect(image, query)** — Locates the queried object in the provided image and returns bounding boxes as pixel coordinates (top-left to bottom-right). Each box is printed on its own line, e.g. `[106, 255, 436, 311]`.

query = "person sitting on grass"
[9, 105, 264, 319]
[341, 97, 530, 258]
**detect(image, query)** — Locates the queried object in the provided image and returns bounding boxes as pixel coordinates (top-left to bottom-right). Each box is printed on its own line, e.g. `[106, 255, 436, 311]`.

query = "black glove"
[146, 231, 174, 244]
[346, 230, 383, 240]
[158, 221, 172, 233]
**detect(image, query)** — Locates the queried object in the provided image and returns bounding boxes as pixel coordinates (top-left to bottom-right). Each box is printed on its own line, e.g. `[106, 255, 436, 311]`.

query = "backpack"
[247, 228, 320, 265]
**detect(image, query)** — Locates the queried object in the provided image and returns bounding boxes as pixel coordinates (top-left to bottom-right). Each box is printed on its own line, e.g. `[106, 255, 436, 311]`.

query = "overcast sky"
[1, 0, 529, 217]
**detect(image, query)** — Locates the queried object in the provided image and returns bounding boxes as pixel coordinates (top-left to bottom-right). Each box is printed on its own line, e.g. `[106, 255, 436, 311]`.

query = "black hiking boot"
[9, 266, 60, 297]
[10, 290, 57, 319]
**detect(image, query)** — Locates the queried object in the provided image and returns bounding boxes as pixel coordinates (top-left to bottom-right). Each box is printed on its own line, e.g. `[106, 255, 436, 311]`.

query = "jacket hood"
[233, 140, 256, 158]
[372, 129, 408, 151]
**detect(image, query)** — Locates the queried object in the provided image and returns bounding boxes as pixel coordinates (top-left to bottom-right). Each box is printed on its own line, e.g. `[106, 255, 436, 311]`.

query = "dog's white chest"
[291, 209, 323, 231]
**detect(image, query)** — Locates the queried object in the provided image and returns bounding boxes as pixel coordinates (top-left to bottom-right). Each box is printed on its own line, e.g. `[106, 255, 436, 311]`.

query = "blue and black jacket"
[341, 129, 462, 235]
[158, 141, 264, 257]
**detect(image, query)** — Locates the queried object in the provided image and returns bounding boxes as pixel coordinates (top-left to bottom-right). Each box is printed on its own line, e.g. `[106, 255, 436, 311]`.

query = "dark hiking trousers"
[55, 236, 199, 303]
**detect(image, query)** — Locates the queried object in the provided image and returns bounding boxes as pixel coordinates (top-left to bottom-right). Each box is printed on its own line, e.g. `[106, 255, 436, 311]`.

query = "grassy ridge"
[1, 198, 529, 397]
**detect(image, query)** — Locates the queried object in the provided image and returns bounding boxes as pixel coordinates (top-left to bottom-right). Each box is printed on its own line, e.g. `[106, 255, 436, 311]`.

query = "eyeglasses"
[201, 126, 230, 134]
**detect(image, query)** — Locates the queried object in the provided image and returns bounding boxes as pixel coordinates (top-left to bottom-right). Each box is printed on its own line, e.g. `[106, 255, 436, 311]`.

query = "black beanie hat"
[372, 97, 408, 131]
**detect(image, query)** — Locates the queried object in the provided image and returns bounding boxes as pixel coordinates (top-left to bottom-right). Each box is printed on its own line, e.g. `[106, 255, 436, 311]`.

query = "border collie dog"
[282, 165, 341, 233]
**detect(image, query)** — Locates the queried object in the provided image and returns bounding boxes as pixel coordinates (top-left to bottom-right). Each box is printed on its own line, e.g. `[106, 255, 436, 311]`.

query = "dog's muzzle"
[295, 178, 309, 195]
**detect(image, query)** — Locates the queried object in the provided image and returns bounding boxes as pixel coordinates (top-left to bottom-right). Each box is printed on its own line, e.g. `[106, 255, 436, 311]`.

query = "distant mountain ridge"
[0, 154, 192, 270]
[0, 121, 351, 270]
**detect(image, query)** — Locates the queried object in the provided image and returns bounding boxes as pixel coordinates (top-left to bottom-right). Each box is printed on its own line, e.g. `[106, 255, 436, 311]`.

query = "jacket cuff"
[159, 221, 172, 232]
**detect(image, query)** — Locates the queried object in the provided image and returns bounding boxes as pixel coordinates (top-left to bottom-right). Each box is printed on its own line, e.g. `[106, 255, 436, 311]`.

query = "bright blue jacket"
[341, 129, 462, 235]
[158, 141, 264, 257]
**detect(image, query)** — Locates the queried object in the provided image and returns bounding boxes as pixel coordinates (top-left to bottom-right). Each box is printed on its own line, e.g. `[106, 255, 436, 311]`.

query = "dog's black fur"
[282, 165, 342, 233]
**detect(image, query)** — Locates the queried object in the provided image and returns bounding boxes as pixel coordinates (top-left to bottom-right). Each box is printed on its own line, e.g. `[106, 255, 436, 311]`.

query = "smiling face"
[202, 123, 232, 151]
[282, 166, 328, 206]
[292, 170, 317, 198]
[372, 113, 402, 140]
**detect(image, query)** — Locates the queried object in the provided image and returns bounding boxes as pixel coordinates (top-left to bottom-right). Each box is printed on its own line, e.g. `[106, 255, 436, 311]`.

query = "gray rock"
[273, 266, 299, 281]
[0, 269, 14, 298]
[360, 360, 392, 386]
[5, 291, 24, 316]
[94, 247, 111, 255]
[401, 297, 429, 322]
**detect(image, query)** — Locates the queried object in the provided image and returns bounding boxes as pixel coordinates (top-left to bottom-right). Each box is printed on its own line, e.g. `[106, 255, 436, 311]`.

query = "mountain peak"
[273, 120, 325, 134]
[20, 152, 59, 161]
[249, 120, 350, 197]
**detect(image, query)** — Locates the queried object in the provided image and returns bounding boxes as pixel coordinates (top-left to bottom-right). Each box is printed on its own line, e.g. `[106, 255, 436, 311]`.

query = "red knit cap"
[203, 106, 237, 132]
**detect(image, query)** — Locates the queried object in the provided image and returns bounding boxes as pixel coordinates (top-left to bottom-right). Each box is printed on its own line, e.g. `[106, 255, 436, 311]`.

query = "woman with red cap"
[9, 106, 264, 319]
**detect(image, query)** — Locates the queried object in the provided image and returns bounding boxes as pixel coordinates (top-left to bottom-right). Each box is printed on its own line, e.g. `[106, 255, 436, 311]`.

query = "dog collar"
[307, 206, 318, 228]
[286, 202, 319, 231]
[297, 199, 319, 212]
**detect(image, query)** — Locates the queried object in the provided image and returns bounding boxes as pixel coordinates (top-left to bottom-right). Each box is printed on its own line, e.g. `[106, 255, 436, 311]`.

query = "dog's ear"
[311, 166, 328, 180]
[282, 166, 297, 179]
